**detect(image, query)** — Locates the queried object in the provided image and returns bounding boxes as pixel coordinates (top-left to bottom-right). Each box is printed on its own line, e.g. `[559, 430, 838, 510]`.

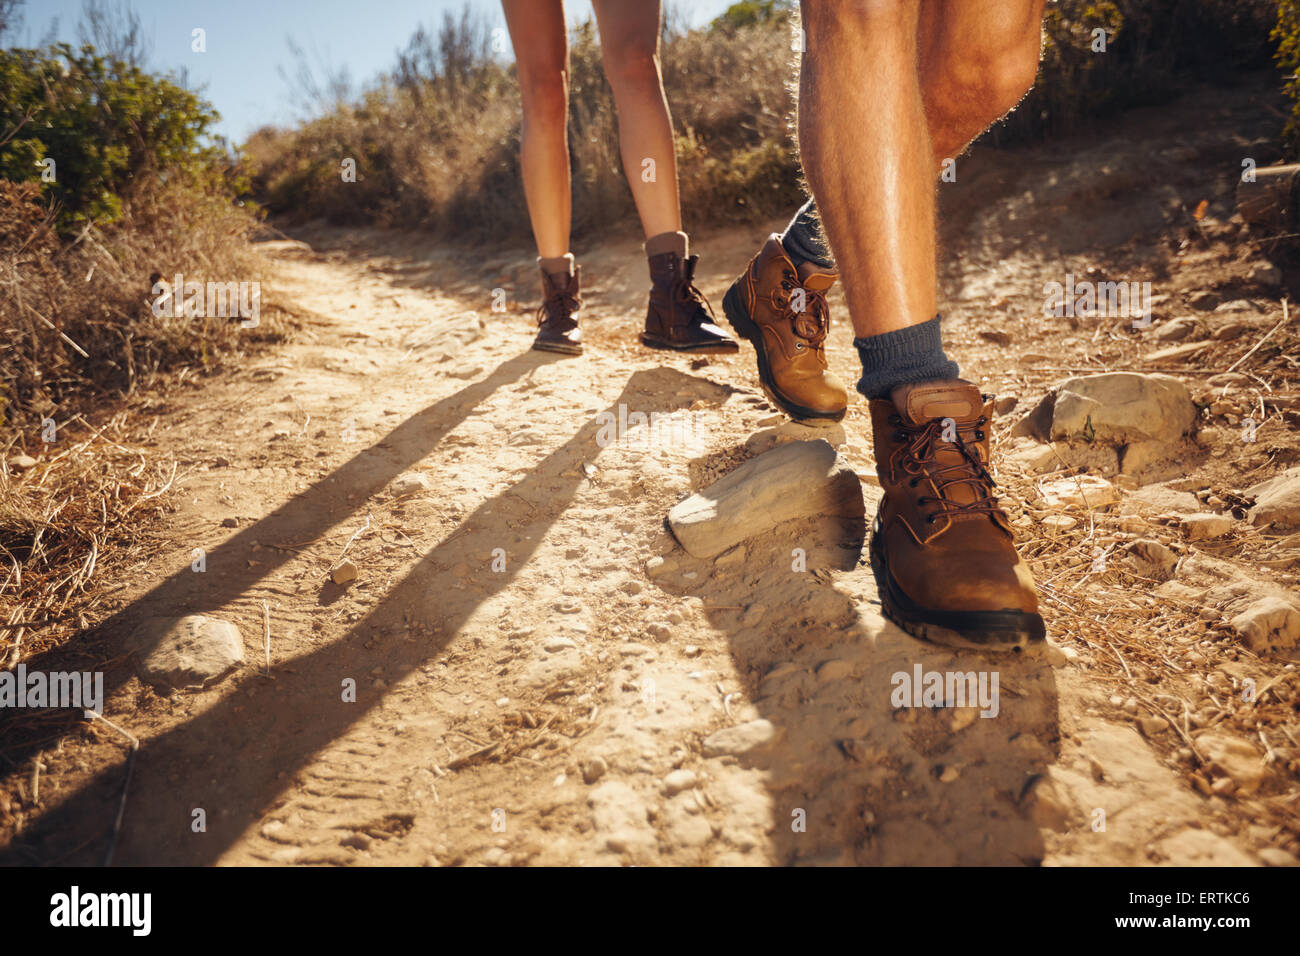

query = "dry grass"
[0, 178, 300, 681]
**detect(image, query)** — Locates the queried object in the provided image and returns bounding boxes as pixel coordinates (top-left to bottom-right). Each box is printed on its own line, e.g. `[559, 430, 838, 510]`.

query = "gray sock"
[854, 315, 960, 399]
[779, 199, 835, 270]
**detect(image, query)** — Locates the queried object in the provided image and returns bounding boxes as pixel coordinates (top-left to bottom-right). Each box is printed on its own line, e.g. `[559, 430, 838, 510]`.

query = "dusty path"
[3, 79, 1297, 866]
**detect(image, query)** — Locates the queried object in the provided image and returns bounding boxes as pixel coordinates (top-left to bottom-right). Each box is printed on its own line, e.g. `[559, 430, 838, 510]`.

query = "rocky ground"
[1, 76, 1298, 866]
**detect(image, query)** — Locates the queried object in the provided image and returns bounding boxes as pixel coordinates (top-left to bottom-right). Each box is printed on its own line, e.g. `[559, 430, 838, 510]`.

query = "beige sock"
[538, 253, 575, 276]
[644, 231, 688, 259]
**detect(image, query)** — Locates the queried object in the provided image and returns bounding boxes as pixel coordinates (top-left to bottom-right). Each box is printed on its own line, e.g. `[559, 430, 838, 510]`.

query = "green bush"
[0, 43, 241, 230]
[994, 0, 1279, 144]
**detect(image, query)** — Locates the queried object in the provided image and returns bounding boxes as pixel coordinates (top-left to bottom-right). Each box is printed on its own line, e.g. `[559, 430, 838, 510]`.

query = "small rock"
[1181, 513, 1234, 540]
[390, 472, 432, 496]
[662, 769, 697, 796]
[331, 560, 358, 584]
[582, 757, 609, 784]
[994, 395, 1018, 416]
[544, 636, 577, 652]
[683, 644, 701, 658]
[9, 454, 38, 470]
[1138, 716, 1169, 737]
[1229, 597, 1300, 653]
[131, 615, 244, 692]
[1258, 848, 1298, 867]
[1151, 316, 1199, 342]
[221, 516, 239, 528]
[702, 719, 782, 758]
[1196, 732, 1266, 796]
[1246, 468, 1300, 529]
[1188, 290, 1220, 311]
[1247, 261, 1283, 288]
[816, 659, 853, 683]
[1041, 514, 1078, 532]
[938, 765, 960, 783]
[1038, 474, 1120, 510]
[1014, 372, 1197, 446]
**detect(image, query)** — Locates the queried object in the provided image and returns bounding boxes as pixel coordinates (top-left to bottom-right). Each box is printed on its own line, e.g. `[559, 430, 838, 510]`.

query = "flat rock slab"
[132, 614, 244, 692]
[667, 440, 863, 559]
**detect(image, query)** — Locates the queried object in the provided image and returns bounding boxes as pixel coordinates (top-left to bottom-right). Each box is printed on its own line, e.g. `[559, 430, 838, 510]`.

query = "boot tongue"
[795, 261, 837, 292]
[891, 379, 986, 509]
[891, 379, 981, 426]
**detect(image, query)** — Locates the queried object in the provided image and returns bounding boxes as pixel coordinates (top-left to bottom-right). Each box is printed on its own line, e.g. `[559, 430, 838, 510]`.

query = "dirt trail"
[3, 79, 1297, 866]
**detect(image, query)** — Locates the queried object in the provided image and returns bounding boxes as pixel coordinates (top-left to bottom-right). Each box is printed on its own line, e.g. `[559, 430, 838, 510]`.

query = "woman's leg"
[502, 0, 571, 261]
[590, 0, 682, 240]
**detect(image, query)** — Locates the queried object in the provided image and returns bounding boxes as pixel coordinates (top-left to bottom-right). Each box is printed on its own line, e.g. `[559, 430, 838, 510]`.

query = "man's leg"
[783, 0, 1046, 275]
[797, 0, 1047, 649]
[593, 0, 737, 353]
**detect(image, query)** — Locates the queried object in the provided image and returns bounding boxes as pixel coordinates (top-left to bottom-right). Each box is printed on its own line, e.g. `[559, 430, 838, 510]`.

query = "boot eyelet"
[908, 478, 919, 487]
[975, 430, 985, 440]
[892, 432, 904, 441]
[795, 343, 805, 351]
[925, 516, 937, 525]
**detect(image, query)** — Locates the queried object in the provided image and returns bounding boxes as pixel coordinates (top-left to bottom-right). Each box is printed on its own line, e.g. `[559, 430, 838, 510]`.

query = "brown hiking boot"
[721, 235, 848, 423]
[869, 379, 1045, 650]
[641, 252, 739, 353]
[533, 266, 583, 355]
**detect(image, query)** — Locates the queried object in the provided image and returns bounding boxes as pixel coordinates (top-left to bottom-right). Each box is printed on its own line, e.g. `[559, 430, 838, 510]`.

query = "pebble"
[582, 757, 608, 784]
[702, 719, 781, 757]
[1138, 716, 1169, 736]
[331, 560, 358, 584]
[8, 454, 37, 470]
[390, 472, 432, 496]
[1258, 848, 1298, 867]
[1180, 513, 1234, 540]
[663, 769, 697, 796]
[544, 636, 577, 652]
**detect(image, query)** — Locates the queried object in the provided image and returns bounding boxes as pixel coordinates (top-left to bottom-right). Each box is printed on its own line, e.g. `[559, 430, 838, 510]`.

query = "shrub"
[0, 43, 241, 231]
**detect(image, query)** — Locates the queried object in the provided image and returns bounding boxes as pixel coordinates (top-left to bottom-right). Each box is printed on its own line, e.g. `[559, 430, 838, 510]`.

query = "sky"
[13, 0, 737, 145]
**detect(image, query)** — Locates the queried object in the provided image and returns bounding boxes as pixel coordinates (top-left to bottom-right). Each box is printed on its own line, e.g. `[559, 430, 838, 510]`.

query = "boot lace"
[772, 270, 829, 345]
[889, 413, 1003, 523]
[537, 283, 579, 330]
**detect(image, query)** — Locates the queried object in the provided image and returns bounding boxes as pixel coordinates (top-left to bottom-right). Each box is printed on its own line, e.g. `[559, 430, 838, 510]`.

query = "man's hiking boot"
[868, 378, 1046, 650]
[641, 251, 739, 353]
[533, 266, 583, 355]
[722, 235, 847, 423]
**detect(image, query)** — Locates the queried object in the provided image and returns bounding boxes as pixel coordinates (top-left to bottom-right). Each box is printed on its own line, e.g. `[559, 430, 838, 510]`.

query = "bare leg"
[795, 0, 1045, 335]
[919, 0, 1047, 169]
[799, 0, 934, 337]
[591, 0, 682, 239]
[502, 0, 571, 259]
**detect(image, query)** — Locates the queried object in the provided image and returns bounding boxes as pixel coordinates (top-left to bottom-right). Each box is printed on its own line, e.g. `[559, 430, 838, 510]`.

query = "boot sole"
[532, 339, 583, 356]
[869, 514, 1046, 652]
[722, 282, 846, 424]
[639, 333, 738, 355]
